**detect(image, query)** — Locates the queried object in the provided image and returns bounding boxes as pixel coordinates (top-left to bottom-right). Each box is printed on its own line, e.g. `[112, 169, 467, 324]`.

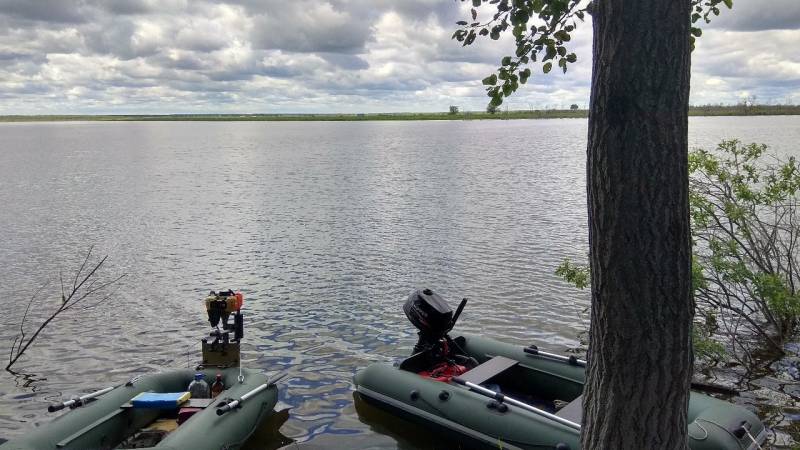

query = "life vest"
[418, 361, 468, 382]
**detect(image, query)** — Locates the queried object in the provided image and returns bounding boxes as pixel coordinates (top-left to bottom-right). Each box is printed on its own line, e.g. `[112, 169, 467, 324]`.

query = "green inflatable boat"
[1, 290, 283, 450]
[354, 289, 767, 450]
[1, 367, 280, 450]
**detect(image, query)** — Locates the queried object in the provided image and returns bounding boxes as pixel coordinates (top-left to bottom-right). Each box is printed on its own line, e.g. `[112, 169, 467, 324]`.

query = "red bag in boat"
[419, 362, 468, 382]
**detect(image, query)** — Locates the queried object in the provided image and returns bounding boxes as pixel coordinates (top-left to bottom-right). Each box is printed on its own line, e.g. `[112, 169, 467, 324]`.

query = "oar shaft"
[48, 386, 115, 412]
[452, 377, 581, 431]
[216, 372, 287, 416]
[524, 346, 587, 367]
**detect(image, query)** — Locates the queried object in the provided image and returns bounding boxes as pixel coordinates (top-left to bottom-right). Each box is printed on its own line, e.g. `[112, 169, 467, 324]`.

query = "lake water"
[0, 116, 798, 448]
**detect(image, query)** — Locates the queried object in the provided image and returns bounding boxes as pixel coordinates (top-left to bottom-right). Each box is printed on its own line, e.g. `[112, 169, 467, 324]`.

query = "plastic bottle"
[211, 373, 225, 398]
[188, 373, 210, 399]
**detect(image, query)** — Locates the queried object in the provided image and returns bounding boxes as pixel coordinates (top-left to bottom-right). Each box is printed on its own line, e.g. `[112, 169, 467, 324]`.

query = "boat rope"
[696, 418, 758, 450]
[687, 422, 709, 441]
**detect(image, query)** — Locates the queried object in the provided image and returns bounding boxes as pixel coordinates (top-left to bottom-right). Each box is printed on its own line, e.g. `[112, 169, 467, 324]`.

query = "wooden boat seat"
[459, 356, 518, 385]
[555, 395, 583, 424]
[120, 398, 214, 409]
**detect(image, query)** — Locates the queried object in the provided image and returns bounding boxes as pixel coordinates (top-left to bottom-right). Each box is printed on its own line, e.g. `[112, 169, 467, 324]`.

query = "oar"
[48, 386, 115, 412]
[451, 377, 581, 431]
[524, 345, 586, 367]
[216, 372, 288, 416]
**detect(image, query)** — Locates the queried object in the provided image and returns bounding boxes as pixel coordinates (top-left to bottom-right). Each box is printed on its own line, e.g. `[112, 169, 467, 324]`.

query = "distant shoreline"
[2, 105, 798, 122]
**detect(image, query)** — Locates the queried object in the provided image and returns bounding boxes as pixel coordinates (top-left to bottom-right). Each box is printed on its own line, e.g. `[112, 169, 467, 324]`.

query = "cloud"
[705, 0, 800, 32]
[0, 0, 91, 24]
[249, 2, 372, 54]
[0, 0, 797, 114]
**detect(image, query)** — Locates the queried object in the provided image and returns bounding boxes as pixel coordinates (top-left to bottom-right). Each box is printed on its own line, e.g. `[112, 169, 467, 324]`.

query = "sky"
[0, 0, 798, 114]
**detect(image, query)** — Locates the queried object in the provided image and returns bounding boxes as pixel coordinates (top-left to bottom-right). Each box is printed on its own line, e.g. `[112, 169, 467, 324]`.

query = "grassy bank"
[2, 104, 798, 122]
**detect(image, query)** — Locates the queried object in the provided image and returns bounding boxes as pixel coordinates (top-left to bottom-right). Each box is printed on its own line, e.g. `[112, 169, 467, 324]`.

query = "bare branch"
[6, 249, 123, 372]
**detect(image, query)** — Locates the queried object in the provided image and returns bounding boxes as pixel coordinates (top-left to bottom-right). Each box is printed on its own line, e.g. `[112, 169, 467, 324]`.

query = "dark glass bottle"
[211, 373, 225, 398]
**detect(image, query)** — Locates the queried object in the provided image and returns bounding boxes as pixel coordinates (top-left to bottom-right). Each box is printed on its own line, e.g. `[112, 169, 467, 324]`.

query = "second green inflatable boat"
[354, 289, 767, 450]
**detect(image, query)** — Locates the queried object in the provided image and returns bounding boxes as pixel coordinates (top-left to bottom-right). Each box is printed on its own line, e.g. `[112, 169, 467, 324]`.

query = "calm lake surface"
[0, 116, 798, 448]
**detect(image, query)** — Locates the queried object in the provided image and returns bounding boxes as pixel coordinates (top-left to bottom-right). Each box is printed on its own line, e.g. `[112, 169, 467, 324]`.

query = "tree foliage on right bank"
[558, 140, 800, 364]
[691, 140, 800, 362]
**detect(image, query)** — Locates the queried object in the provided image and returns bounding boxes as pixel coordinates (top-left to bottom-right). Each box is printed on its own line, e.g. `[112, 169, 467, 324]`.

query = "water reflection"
[0, 117, 798, 447]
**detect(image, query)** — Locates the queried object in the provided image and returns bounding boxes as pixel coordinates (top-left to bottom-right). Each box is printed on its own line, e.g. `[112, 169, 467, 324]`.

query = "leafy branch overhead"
[453, 0, 734, 107]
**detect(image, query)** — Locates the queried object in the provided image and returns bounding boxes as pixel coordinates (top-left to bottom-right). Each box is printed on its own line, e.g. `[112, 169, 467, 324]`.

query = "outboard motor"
[201, 289, 245, 368]
[404, 288, 468, 361]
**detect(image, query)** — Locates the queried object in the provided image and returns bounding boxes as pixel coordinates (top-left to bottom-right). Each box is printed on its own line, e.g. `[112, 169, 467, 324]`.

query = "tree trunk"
[581, 0, 694, 449]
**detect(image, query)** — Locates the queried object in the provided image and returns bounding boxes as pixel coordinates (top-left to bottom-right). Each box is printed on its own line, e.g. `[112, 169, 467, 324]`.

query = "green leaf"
[512, 9, 529, 25]
[723, 0, 733, 9]
[472, 0, 481, 7]
[554, 30, 571, 42]
[519, 68, 531, 84]
[544, 45, 557, 61]
[555, 259, 590, 290]
[464, 29, 476, 45]
[543, 62, 552, 73]
[501, 56, 512, 66]
[482, 74, 498, 86]
[691, 27, 702, 37]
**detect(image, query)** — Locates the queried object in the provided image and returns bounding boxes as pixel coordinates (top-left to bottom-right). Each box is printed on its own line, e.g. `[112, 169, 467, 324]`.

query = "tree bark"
[582, 0, 694, 449]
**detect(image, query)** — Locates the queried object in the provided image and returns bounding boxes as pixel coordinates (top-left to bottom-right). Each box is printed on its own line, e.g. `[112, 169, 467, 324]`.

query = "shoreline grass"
[1, 105, 798, 123]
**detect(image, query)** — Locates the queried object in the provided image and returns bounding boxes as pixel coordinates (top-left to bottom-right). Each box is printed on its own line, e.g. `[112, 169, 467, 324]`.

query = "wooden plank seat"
[555, 395, 583, 424]
[120, 398, 214, 409]
[458, 356, 518, 385]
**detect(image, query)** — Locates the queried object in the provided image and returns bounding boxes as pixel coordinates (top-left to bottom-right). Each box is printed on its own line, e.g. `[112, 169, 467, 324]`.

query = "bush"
[556, 140, 800, 363]
[690, 140, 800, 358]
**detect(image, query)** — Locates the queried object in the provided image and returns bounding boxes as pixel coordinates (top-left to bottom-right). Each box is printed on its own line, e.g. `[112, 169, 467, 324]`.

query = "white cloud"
[0, 0, 797, 114]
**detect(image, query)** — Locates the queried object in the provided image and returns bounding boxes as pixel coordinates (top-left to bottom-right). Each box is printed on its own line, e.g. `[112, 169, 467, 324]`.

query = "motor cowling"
[403, 288, 454, 340]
